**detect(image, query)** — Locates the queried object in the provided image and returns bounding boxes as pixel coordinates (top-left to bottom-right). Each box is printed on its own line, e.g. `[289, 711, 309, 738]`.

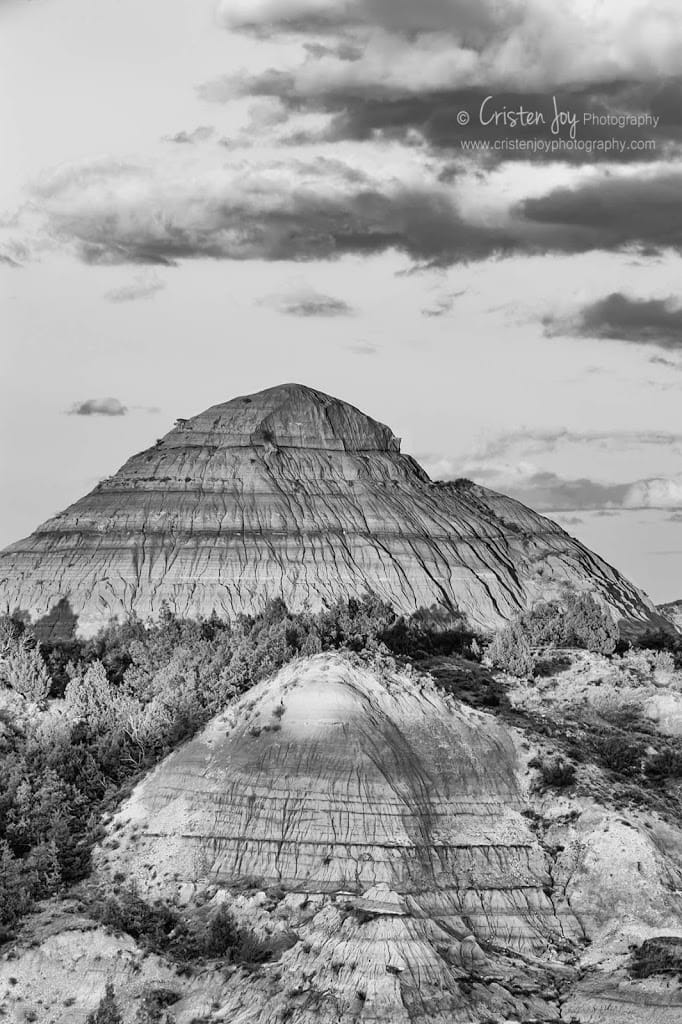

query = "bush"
[87, 983, 123, 1024]
[654, 650, 676, 675]
[630, 936, 682, 979]
[488, 624, 535, 677]
[0, 627, 51, 703]
[632, 628, 682, 669]
[92, 890, 271, 965]
[594, 734, 646, 776]
[516, 593, 618, 655]
[0, 594, 482, 937]
[529, 755, 576, 789]
[563, 593, 619, 655]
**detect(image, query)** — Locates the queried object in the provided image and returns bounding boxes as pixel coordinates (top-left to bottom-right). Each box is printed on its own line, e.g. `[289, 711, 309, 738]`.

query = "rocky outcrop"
[0, 383, 662, 637]
[659, 600, 682, 632]
[5, 651, 682, 1022]
[95, 653, 582, 1021]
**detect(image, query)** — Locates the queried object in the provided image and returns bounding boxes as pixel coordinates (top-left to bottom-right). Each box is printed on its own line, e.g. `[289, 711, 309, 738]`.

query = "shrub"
[0, 629, 51, 703]
[516, 593, 618, 655]
[654, 650, 675, 675]
[529, 755, 576, 789]
[488, 624, 535, 677]
[630, 936, 682, 979]
[594, 735, 646, 776]
[563, 593, 618, 655]
[645, 747, 682, 782]
[86, 983, 123, 1024]
[93, 890, 271, 965]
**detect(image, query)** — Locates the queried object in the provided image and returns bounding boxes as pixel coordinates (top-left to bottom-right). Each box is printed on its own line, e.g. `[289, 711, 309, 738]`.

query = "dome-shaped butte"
[0, 382, 663, 638]
[102, 654, 578, 951]
[98, 654, 583, 1022]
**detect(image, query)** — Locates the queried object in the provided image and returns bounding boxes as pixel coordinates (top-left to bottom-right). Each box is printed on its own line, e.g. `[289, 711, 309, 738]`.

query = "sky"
[1, 0, 682, 602]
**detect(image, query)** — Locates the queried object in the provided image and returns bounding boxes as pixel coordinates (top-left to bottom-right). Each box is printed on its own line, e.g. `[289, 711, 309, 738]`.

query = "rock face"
[0, 382, 661, 637]
[659, 600, 682, 632]
[99, 653, 581, 1022]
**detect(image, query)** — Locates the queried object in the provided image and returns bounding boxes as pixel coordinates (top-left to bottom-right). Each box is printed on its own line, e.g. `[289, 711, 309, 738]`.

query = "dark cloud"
[68, 398, 127, 417]
[520, 171, 682, 257]
[464, 467, 682, 512]
[213, 2, 682, 167]
[218, 0, 516, 40]
[545, 292, 682, 349]
[211, 78, 677, 165]
[31, 159, 521, 266]
[28, 157, 682, 267]
[503, 472, 630, 511]
[265, 290, 354, 316]
[163, 126, 214, 144]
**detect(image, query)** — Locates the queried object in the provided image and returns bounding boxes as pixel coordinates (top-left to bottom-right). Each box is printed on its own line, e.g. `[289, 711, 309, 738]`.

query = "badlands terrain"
[1, 636, 682, 1023]
[0, 384, 665, 638]
[0, 385, 680, 1023]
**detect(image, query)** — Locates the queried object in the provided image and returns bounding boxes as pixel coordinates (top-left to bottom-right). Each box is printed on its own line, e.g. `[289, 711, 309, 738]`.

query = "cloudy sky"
[1, 0, 682, 602]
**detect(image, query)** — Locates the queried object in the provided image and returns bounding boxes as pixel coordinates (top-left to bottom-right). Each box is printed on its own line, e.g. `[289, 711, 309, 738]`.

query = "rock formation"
[97, 653, 582, 1022]
[4, 650, 682, 1022]
[659, 600, 682, 632]
[0, 383, 662, 637]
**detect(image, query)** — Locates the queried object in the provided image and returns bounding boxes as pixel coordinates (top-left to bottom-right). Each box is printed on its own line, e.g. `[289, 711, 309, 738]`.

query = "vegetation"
[528, 755, 576, 790]
[0, 594, 479, 938]
[86, 983, 123, 1024]
[1, 585, 679, 953]
[629, 936, 682, 979]
[91, 888, 271, 965]
[487, 592, 619, 675]
[633, 627, 682, 669]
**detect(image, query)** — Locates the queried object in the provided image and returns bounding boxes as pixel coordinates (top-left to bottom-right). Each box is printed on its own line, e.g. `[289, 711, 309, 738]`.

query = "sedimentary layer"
[96, 653, 582, 1021]
[0, 383, 661, 637]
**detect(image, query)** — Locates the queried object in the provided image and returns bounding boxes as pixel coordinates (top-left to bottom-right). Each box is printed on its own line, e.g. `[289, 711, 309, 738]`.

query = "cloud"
[163, 125, 215, 144]
[68, 398, 127, 417]
[476, 427, 682, 461]
[420, 439, 682, 512]
[219, 0, 682, 92]
[27, 157, 522, 266]
[204, 3, 682, 173]
[263, 289, 354, 316]
[211, 76, 680, 165]
[421, 289, 465, 317]
[22, 157, 682, 268]
[520, 171, 682, 256]
[104, 274, 166, 303]
[0, 240, 30, 268]
[624, 475, 682, 508]
[651, 354, 682, 369]
[345, 342, 379, 355]
[544, 292, 682, 349]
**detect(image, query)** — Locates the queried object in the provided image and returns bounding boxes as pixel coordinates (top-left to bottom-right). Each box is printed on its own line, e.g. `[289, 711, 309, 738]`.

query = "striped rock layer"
[0, 382, 661, 637]
[100, 654, 582, 1022]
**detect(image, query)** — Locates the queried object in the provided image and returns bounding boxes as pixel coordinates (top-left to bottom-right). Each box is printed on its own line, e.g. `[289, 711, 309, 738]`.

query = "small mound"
[100, 654, 578, 954]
